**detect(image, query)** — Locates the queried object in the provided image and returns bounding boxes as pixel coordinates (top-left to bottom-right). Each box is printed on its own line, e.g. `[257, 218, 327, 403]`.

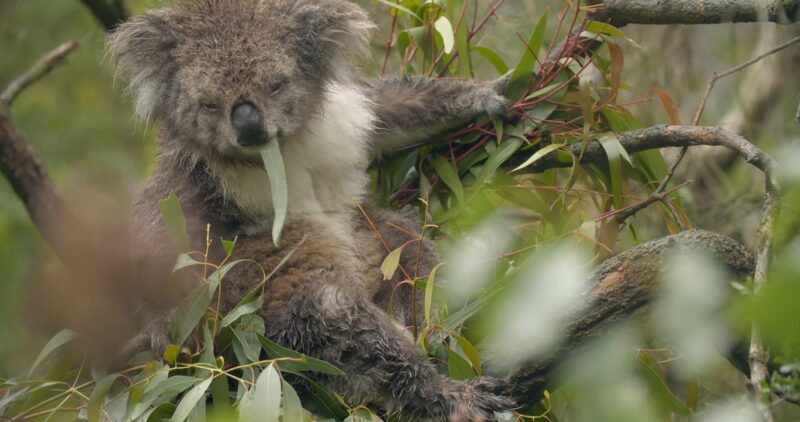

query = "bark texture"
[505, 228, 756, 403]
[587, 0, 800, 26]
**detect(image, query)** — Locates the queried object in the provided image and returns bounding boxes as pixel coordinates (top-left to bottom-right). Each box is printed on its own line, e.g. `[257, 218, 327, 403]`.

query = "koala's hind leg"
[263, 273, 514, 420]
[366, 75, 509, 157]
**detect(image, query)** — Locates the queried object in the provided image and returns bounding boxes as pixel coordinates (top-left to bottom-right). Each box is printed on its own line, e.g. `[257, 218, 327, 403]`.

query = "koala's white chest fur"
[215, 82, 375, 238]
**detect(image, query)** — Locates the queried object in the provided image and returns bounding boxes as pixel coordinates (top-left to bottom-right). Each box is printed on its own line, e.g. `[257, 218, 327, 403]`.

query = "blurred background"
[2, 0, 800, 420]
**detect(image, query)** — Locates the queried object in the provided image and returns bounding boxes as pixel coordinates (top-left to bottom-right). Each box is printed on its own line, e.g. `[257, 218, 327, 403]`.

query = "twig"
[614, 36, 800, 227]
[1, 42, 79, 106]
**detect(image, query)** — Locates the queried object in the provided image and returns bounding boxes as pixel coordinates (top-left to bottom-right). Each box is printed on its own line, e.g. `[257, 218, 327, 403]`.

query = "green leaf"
[506, 10, 548, 102]
[447, 347, 475, 381]
[376, 0, 422, 21]
[220, 297, 263, 328]
[258, 335, 344, 376]
[585, 21, 626, 39]
[380, 247, 404, 281]
[424, 264, 442, 327]
[220, 237, 237, 256]
[598, 135, 625, 208]
[28, 329, 77, 377]
[170, 377, 212, 422]
[171, 282, 213, 347]
[141, 376, 199, 405]
[434, 16, 455, 54]
[88, 374, 120, 422]
[200, 322, 230, 410]
[173, 253, 203, 272]
[454, 335, 482, 375]
[638, 353, 691, 416]
[475, 137, 524, 186]
[251, 364, 282, 422]
[281, 380, 303, 422]
[159, 192, 190, 253]
[232, 314, 265, 364]
[432, 156, 464, 205]
[163, 344, 180, 365]
[473, 46, 508, 75]
[260, 140, 288, 247]
[511, 143, 563, 172]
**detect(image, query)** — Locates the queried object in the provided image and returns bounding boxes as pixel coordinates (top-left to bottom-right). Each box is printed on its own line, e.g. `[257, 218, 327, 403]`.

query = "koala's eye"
[270, 80, 286, 95]
[200, 103, 219, 113]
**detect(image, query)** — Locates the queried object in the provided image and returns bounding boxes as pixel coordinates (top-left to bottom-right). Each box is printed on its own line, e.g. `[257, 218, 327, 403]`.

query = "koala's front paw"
[473, 85, 509, 118]
[449, 376, 517, 421]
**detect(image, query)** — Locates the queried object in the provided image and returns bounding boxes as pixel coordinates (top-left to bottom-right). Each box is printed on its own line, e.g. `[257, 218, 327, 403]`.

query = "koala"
[110, 0, 513, 419]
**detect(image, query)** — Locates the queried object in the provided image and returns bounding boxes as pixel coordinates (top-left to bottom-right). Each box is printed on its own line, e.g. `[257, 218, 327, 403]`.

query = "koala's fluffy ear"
[108, 11, 177, 121]
[291, 0, 375, 78]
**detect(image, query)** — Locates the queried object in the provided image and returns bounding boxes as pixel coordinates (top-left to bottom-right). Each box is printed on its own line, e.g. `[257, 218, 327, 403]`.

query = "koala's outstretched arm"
[264, 279, 514, 419]
[366, 75, 509, 158]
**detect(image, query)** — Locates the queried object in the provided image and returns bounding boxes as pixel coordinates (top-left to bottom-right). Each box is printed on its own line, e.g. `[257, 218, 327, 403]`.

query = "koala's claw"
[447, 377, 517, 421]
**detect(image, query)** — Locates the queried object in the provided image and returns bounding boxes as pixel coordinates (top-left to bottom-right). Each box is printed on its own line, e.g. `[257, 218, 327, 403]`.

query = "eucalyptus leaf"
[250, 364, 281, 422]
[260, 139, 288, 247]
[28, 329, 77, 377]
[171, 378, 212, 422]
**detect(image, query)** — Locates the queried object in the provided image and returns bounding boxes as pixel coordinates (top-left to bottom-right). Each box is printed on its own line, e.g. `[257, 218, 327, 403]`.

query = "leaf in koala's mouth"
[260, 139, 288, 247]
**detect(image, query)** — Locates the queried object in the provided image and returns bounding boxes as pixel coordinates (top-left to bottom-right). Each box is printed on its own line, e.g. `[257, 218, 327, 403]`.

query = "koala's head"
[109, 0, 373, 159]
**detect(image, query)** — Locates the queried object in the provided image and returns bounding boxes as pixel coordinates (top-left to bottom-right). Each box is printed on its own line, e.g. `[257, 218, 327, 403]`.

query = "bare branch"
[78, 0, 129, 32]
[586, 0, 800, 26]
[1, 42, 79, 106]
[504, 229, 756, 403]
[0, 43, 81, 262]
[615, 36, 799, 225]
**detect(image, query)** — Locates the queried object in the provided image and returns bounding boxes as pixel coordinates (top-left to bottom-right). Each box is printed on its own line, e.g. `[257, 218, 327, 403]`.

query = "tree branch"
[505, 228, 756, 404]
[586, 0, 800, 26]
[0, 43, 82, 262]
[78, 0, 129, 32]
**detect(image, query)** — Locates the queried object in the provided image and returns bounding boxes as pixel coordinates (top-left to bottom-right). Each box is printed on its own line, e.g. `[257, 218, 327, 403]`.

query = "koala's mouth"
[231, 102, 271, 148]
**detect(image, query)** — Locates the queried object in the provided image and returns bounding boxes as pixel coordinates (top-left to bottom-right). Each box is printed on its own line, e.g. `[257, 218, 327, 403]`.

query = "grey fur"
[110, 0, 513, 419]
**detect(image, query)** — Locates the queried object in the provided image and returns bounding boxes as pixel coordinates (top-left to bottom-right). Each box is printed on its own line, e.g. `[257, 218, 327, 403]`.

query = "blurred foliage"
[1, 0, 800, 421]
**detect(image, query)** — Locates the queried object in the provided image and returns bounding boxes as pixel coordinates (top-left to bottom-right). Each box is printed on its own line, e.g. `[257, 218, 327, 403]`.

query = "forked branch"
[586, 0, 800, 26]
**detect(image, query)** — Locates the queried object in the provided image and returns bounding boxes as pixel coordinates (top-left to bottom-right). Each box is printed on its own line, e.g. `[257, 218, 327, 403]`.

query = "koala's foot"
[262, 279, 515, 421]
[119, 312, 173, 362]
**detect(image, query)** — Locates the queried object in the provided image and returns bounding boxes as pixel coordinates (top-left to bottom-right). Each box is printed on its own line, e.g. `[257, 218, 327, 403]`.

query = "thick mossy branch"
[586, 0, 800, 26]
[505, 229, 756, 404]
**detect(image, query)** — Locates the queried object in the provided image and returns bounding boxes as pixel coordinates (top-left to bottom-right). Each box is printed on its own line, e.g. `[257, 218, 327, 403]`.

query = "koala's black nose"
[231, 102, 268, 147]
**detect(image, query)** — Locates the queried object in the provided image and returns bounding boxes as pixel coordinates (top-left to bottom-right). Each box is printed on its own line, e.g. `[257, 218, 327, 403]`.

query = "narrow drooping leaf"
[258, 334, 344, 376]
[171, 378, 212, 422]
[424, 264, 442, 327]
[171, 282, 213, 347]
[511, 143, 563, 172]
[220, 297, 264, 328]
[652, 87, 682, 125]
[260, 140, 288, 247]
[159, 192, 190, 253]
[506, 10, 548, 102]
[28, 329, 77, 377]
[638, 352, 691, 416]
[432, 156, 464, 205]
[87, 374, 120, 422]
